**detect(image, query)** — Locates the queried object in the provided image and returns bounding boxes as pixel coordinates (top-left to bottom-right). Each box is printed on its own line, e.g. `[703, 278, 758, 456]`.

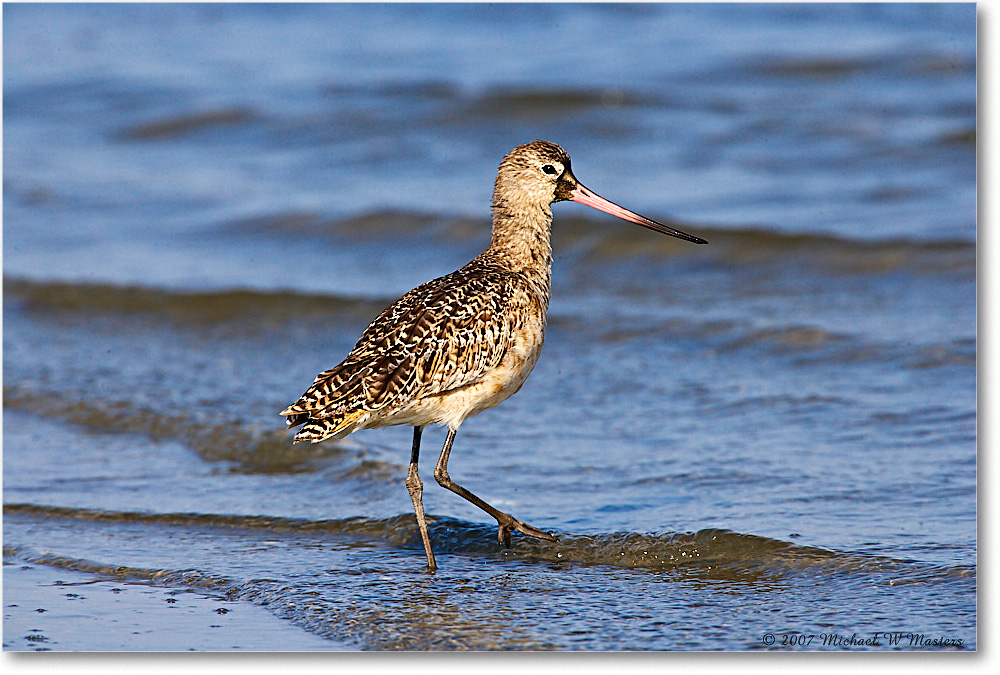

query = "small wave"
[937, 128, 976, 146]
[751, 56, 880, 79]
[702, 393, 855, 417]
[715, 328, 974, 370]
[5, 503, 973, 586]
[221, 208, 443, 240]
[324, 79, 459, 101]
[3, 226, 973, 333]
[908, 339, 977, 369]
[211, 206, 974, 276]
[118, 106, 260, 141]
[583, 224, 974, 276]
[746, 52, 974, 81]
[303, 209, 974, 275]
[459, 85, 650, 119]
[3, 277, 390, 325]
[3, 541, 236, 592]
[3, 503, 411, 543]
[717, 325, 848, 354]
[2, 386, 367, 476]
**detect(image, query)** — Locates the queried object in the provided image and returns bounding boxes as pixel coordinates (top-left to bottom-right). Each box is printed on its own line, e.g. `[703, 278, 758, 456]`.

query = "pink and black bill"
[554, 164, 707, 245]
[570, 183, 708, 245]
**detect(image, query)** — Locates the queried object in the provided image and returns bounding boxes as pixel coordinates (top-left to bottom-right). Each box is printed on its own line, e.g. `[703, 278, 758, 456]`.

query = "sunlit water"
[3, 3, 975, 651]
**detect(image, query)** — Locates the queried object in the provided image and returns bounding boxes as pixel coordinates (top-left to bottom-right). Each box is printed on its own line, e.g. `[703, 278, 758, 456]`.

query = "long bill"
[570, 183, 708, 245]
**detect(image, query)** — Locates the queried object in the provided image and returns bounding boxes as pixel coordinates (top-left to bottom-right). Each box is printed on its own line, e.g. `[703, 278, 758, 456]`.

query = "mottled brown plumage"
[281, 140, 706, 569]
[281, 257, 543, 442]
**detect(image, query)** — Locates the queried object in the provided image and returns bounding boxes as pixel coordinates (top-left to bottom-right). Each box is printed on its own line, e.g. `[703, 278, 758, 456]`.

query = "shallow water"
[2, 3, 976, 651]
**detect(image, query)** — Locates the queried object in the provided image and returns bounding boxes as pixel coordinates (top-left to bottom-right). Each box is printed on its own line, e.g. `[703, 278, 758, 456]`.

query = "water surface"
[3, 3, 976, 651]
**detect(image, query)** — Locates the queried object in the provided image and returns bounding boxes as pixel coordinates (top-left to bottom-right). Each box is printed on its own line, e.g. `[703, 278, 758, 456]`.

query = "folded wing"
[281, 264, 520, 443]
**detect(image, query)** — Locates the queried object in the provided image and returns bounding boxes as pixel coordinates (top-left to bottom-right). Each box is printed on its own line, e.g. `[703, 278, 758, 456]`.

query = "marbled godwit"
[282, 140, 706, 569]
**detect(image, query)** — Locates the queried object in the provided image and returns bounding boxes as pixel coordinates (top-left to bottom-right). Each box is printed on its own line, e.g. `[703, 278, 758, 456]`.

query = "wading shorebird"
[282, 140, 707, 570]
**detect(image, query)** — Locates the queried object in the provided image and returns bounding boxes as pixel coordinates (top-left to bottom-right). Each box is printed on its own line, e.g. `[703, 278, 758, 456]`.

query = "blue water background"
[3, 3, 976, 651]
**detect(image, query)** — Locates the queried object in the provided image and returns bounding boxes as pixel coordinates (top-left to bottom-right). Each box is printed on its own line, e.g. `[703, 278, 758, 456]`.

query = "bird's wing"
[281, 265, 523, 421]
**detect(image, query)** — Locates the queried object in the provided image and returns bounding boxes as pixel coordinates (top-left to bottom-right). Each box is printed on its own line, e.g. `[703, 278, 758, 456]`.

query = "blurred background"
[4, 3, 976, 651]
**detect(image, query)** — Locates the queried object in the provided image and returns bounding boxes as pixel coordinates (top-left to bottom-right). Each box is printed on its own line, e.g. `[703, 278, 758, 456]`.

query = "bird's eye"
[542, 164, 558, 175]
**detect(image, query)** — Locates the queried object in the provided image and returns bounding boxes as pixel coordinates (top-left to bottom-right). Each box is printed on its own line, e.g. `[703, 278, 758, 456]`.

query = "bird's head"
[494, 140, 707, 245]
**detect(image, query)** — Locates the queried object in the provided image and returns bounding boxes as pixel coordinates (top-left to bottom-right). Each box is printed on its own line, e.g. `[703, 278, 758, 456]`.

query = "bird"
[281, 140, 707, 570]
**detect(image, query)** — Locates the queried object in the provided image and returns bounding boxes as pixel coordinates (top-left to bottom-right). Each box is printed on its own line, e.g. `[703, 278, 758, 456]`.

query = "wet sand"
[3, 560, 345, 651]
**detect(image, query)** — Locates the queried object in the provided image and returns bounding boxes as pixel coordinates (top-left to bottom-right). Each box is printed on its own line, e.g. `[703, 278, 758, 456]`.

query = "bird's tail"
[285, 409, 367, 444]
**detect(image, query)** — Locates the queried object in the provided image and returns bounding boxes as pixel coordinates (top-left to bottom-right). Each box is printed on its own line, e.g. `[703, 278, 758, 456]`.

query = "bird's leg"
[433, 428, 558, 548]
[406, 426, 436, 571]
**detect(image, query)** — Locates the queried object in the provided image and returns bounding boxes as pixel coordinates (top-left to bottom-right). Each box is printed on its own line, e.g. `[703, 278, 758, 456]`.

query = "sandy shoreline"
[3, 559, 347, 651]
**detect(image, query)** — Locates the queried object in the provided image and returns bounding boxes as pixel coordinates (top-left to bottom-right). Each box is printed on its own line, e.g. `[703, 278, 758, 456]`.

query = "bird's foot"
[496, 516, 559, 548]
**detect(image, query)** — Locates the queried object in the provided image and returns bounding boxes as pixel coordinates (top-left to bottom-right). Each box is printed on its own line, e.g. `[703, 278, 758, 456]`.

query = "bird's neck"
[487, 198, 554, 282]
